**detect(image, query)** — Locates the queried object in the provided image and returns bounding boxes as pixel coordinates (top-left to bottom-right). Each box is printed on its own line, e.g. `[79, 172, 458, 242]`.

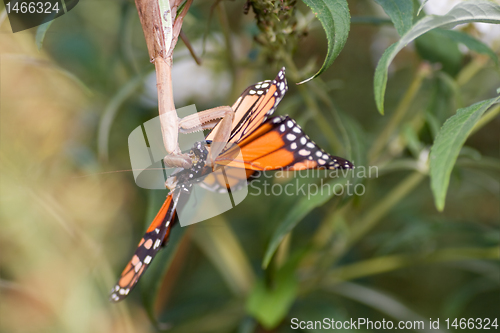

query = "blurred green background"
[1, 0, 499, 332]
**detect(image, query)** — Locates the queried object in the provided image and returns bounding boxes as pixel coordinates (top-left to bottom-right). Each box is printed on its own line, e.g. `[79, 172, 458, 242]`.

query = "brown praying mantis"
[133, 0, 235, 172]
[163, 105, 235, 170]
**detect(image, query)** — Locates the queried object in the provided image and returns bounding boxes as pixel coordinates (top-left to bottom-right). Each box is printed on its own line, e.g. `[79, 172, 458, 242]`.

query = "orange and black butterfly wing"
[200, 167, 259, 193]
[109, 190, 180, 302]
[206, 67, 288, 145]
[201, 116, 353, 192]
[215, 115, 354, 171]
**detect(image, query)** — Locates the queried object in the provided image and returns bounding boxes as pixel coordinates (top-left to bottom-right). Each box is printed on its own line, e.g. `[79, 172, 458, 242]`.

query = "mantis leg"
[163, 105, 234, 169]
[177, 106, 234, 168]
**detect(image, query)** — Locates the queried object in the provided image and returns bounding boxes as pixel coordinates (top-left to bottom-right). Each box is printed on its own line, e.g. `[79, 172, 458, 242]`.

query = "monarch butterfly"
[109, 68, 353, 302]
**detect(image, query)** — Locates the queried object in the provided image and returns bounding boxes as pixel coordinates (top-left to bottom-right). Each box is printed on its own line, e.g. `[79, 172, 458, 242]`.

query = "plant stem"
[456, 54, 489, 87]
[192, 215, 255, 296]
[312, 79, 352, 156]
[324, 246, 499, 285]
[470, 104, 500, 135]
[300, 171, 425, 294]
[98, 73, 146, 162]
[180, 30, 202, 65]
[349, 171, 425, 246]
[369, 64, 431, 164]
[216, 2, 237, 90]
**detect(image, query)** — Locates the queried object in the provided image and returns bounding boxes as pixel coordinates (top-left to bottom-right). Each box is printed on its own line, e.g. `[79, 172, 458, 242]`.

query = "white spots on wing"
[165, 221, 170, 227]
[287, 120, 294, 128]
[144, 256, 152, 264]
[273, 117, 282, 123]
[298, 149, 310, 156]
[153, 239, 161, 249]
[255, 84, 261, 89]
[290, 143, 297, 150]
[257, 90, 264, 95]
[316, 151, 322, 157]
[323, 154, 329, 160]
[261, 82, 269, 88]
[300, 137, 307, 145]
[318, 159, 326, 165]
[249, 90, 256, 95]
[280, 124, 286, 133]
[306, 142, 315, 148]
[155, 228, 160, 234]
[278, 69, 285, 80]
[293, 127, 301, 134]
[118, 288, 130, 296]
[286, 133, 296, 141]
[134, 261, 143, 273]
[279, 82, 285, 91]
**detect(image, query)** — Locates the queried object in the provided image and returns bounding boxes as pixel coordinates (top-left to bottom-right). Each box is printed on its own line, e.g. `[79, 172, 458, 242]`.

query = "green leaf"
[374, 0, 500, 114]
[299, 0, 350, 84]
[339, 113, 366, 186]
[417, 0, 429, 16]
[415, 29, 463, 75]
[98, 73, 146, 161]
[433, 28, 499, 66]
[246, 261, 299, 329]
[35, 21, 54, 50]
[262, 178, 348, 268]
[374, 0, 414, 36]
[430, 95, 500, 211]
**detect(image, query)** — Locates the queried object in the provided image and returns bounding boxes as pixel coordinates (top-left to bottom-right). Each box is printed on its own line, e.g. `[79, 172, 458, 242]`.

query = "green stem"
[369, 64, 431, 164]
[312, 79, 352, 157]
[349, 171, 425, 246]
[470, 104, 500, 135]
[97, 72, 146, 162]
[456, 55, 489, 87]
[282, 55, 342, 151]
[324, 246, 499, 285]
[192, 215, 255, 296]
[300, 171, 426, 294]
[217, 2, 237, 92]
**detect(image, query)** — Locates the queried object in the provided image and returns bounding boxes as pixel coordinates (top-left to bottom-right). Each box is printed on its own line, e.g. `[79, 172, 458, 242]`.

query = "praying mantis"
[163, 105, 235, 171]
[133, 0, 235, 174]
